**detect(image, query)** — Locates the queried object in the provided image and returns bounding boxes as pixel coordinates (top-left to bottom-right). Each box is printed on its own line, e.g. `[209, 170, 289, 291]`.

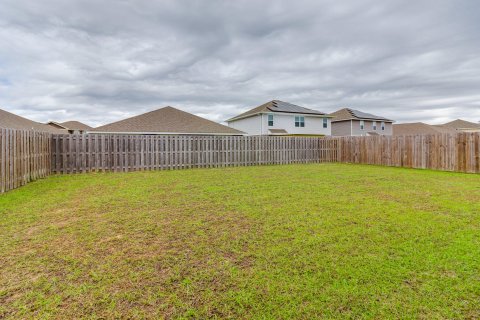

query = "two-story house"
[329, 108, 394, 136]
[226, 100, 332, 136]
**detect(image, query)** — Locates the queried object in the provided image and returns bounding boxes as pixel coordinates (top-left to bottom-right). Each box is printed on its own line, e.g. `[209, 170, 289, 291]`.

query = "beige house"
[90, 106, 244, 135]
[329, 108, 394, 136]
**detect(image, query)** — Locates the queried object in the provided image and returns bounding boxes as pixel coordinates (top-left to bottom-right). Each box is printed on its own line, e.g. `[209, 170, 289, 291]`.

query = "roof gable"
[46, 121, 68, 129]
[227, 100, 327, 121]
[61, 121, 93, 131]
[0, 108, 67, 133]
[393, 122, 456, 135]
[91, 106, 244, 135]
[442, 119, 480, 129]
[330, 108, 393, 122]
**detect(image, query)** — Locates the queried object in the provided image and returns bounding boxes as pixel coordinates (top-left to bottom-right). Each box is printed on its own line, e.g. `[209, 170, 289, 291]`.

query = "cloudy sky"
[0, 0, 479, 127]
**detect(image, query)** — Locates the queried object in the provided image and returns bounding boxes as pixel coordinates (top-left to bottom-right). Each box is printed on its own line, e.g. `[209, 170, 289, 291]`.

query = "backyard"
[0, 163, 479, 319]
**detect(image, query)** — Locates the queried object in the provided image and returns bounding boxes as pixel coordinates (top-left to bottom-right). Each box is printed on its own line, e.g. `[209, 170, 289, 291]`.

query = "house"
[89, 106, 244, 135]
[393, 122, 457, 136]
[0, 108, 67, 133]
[393, 119, 480, 136]
[47, 121, 93, 134]
[329, 108, 394, 136]
[226, 100, 332, 136]
[441, 119, 480, 132]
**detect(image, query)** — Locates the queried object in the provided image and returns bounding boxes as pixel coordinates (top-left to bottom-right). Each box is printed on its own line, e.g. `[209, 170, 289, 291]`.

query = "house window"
[372, 121, 377, 130]
[360, 120, 365, 130]
[381, 121, 385, 131]
[295, 116, 305, 127]
[323, 118, 328, 128]
[268, 114, 274, 126]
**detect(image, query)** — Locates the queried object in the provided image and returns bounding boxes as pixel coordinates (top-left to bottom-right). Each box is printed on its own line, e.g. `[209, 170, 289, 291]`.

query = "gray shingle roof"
[227, 100, 327, 121]
[268, 100, 326, 115]
[61, 121, 93, 131]
[442, 119, 480, 129]
[91, 106, 244, 135]
[0, 108, 67, 133]
[349, 109, 391, 121]
[330, 108, 393, 122]
[393, 122, 456, 136]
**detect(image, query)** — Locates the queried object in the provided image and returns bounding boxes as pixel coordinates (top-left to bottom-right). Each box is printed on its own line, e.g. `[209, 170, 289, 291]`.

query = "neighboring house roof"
[47, 120, 93, 131]
[441, 119, 480, 130]
[393, 122, 456, 136]
[430, 125, 459, 134]
[329, 108, 393, 122]
[46, 121, 68, 129]
[61, 121, 93, 131]
[227, 100, 329, 122]
[90, 106, 244, 135]
[0, 108, 67, 133]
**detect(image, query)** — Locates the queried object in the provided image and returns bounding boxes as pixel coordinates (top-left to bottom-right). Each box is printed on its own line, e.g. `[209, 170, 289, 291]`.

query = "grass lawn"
[1, 164, 480, 319]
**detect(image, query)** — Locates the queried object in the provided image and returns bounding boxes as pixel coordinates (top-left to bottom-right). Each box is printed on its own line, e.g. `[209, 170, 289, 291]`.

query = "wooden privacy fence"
[51, 135, 339, 173]
[2, 130, 480, 194]
[0, 129, 52, 193]
[337, 133, 480, 173]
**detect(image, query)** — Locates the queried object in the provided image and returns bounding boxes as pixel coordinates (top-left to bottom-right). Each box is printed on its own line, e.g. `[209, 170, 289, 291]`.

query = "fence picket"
[2, 131, 480, 194]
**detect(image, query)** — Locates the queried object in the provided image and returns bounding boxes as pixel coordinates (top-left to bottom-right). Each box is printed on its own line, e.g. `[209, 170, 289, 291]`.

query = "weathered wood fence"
[0, 129, 52, 193]
[337, 133, 480, 173]
[51, 135, 338, 173]
[1, 130, 479, 194]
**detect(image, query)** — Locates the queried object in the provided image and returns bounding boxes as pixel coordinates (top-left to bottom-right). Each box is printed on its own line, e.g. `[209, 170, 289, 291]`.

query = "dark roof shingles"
[330, 108, 393, 122]
[227, 100, 326, 121]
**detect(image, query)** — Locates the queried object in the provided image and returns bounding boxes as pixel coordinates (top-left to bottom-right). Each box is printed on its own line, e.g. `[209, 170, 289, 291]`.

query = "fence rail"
[51, 134, 338, 173]
[0, 129, 52, 193]
[1, 130, 479, 194]
[337, 133, 480, 173]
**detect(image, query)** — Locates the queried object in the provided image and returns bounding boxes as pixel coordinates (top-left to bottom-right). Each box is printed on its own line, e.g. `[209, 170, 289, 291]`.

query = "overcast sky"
[0, 0, 479, 127]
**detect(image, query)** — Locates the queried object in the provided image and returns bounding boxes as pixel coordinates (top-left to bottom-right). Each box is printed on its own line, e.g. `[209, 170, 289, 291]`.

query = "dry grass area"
[1, 164, 480, 319]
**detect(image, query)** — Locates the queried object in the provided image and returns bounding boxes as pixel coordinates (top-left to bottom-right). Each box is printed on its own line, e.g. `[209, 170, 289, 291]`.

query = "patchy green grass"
[1, 164, 479, 319]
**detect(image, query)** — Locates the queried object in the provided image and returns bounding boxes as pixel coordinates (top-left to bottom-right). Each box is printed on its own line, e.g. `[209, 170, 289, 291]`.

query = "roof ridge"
[226, 100, 329, 122]
[330, 107, 392, 122]
[0, 108, 68, 133]
[92, 106, 244, 134]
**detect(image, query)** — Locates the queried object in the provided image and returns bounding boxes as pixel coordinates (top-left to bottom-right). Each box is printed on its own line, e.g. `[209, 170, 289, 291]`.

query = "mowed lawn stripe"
[0, 164, 479, 319]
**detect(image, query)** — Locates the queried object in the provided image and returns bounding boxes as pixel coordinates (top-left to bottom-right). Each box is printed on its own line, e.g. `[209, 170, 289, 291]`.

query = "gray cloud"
[0, 0, 479, 126]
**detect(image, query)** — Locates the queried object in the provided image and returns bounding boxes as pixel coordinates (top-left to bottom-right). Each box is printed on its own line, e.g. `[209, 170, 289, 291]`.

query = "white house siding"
[228, 113, 331, 135]
[267, 113, 331, 135]
[227, 115, 263, 135]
